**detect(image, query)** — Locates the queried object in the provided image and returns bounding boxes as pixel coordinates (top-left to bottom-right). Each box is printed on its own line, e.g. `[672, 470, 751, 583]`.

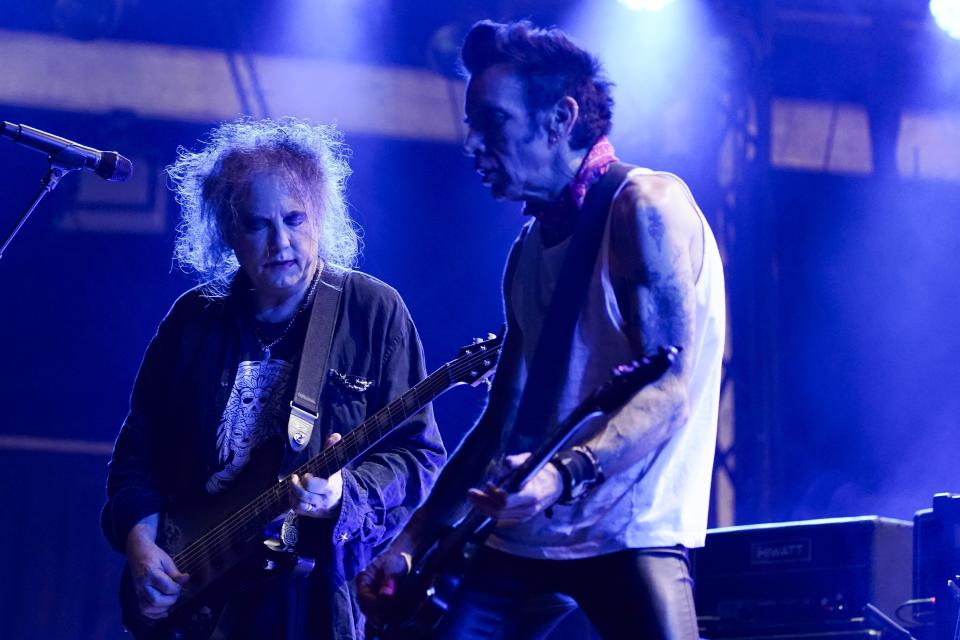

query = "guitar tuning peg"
[486, 332, 496, 340]
[473, 337, 484, 344]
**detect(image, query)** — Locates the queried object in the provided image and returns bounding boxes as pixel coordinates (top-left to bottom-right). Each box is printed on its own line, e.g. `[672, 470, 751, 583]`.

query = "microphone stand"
[1, 160, 76, 261]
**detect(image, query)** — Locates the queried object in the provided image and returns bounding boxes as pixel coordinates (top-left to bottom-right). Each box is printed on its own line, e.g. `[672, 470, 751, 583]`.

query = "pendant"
[262, 346, 271, 360]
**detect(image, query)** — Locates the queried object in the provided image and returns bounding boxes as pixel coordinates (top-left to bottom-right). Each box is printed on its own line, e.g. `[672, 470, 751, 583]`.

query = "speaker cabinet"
[693, 516, 913, 638]
[914, 493, 960, 640]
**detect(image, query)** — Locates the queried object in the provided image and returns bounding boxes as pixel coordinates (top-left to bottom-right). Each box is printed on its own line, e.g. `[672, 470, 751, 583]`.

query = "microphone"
[1, 121, 133, 182]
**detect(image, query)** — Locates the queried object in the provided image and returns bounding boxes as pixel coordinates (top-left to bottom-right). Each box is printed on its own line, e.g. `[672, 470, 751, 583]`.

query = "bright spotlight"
[617, 0, 676, 12]
[931, 0, 960, 39]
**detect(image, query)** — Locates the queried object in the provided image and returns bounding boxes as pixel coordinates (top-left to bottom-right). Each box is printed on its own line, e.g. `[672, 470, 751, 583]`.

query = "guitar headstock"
[592, 346, 681, 413]
[450, 331, 504, 387]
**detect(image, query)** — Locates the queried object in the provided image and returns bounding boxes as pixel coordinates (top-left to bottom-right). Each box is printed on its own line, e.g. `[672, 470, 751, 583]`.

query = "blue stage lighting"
[931, 0, 960, 39]
[617, 0, 676, 12]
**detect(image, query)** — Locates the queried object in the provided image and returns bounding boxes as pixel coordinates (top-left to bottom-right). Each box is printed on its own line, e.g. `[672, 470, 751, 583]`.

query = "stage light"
[931, 0, 960, 39]
[617, 0, 676, 12]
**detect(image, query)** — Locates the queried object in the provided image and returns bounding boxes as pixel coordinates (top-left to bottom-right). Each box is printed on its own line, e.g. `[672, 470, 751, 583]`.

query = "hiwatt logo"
[750, 539, 812, 564]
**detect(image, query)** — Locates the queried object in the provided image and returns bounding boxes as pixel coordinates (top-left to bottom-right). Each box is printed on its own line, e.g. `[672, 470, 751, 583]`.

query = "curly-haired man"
[101, 118, 444, 639]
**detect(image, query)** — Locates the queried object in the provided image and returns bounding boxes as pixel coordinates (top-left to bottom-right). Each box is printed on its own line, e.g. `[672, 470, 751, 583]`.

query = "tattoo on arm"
[638, 274, 690, 372]
[647, 209, 666, 253]
[586, 189, 700, 474]
[638, 204, 695, 373]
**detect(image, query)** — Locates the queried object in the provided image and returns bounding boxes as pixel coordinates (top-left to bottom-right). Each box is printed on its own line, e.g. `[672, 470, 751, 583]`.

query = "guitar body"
[119, 484, 310, 640]
[119, 560, 229, 640]
[383, 517, 492, 639]
[120, 541, 309, 640]
[381, 570, 456, 640]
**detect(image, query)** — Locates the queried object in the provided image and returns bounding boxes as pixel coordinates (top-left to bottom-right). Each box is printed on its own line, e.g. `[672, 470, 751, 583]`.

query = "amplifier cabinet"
[693, 516, 913, 636]
[914, 493, 960, 640]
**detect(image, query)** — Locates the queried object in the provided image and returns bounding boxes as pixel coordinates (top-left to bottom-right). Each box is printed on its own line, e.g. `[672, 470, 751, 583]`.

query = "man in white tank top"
[360, 19, 725, 640]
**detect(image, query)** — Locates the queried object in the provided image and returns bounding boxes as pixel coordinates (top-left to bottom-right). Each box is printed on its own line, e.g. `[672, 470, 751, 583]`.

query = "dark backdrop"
[769, 171, 960, 522]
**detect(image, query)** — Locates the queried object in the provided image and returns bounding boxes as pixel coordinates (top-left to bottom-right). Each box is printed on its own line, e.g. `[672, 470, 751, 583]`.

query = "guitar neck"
[168, 331, 504, 572]
[502, 348, 678, 492]
[171, 363, 455, 566]
[501, 400, 601, 493]
[432, 398, 604, 554]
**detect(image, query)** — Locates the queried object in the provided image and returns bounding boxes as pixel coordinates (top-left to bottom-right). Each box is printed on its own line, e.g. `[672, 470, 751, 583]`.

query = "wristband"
[571, 444, 605, 485]
[550, 445, 604, 504]
[549, 458, 576, 504]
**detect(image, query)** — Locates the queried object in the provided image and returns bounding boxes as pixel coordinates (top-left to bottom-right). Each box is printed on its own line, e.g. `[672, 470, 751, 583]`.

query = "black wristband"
[550, 447, 600, 504]
[549, 458, 575, 504]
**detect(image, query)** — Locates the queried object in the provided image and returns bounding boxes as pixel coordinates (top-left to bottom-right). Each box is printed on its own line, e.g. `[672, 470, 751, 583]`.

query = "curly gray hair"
[167, 117, 359, 296]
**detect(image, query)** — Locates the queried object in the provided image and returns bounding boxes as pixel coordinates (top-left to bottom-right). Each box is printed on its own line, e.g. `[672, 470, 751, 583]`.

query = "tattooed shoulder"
[645, 207, 667, 253]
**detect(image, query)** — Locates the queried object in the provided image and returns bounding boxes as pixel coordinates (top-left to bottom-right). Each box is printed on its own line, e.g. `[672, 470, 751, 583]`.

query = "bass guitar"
[377, 346, 680, 639]
[119, 332, 503, 640]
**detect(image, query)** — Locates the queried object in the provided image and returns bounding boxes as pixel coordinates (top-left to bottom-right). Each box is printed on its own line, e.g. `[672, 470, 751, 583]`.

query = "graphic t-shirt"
[205, 359, 293, 494]
[204, 311, 309, 495]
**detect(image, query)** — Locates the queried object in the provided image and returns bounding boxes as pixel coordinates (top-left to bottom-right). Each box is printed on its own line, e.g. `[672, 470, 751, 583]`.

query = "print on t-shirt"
[205, 359, 293, 494]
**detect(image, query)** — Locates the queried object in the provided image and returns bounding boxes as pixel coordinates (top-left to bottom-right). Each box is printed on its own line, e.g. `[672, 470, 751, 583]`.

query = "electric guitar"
[118, 332, 503, 640]
[376, 346, 680, 639]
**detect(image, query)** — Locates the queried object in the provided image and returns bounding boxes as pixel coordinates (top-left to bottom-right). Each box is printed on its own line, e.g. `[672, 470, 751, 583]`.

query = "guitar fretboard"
[170, 340, 498, 575]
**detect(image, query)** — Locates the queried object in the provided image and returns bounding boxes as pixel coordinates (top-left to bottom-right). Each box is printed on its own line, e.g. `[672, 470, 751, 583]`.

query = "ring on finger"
[303, 502, 315, 512]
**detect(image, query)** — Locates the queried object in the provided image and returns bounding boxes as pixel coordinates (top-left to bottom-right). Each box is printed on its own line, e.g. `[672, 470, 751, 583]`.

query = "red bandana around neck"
[524, 137, 619, 230]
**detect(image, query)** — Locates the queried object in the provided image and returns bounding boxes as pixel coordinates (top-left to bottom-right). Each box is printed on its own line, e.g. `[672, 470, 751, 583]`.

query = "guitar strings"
[170, 345, 497, 575]
[172, 352, 483, 573]
[176, 341, 497, 566]
[173, 375, 439, 573]
[173, 382, 437, 574]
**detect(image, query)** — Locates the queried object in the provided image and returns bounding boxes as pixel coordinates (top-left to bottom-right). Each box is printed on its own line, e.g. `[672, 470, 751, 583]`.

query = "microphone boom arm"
[1, 120, 133, 262]
[1, 161, 75, 261]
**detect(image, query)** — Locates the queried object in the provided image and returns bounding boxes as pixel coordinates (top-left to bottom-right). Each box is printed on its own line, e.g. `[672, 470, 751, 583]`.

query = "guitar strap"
[505, 162, 635, 452]
[287, 264, 347, 452]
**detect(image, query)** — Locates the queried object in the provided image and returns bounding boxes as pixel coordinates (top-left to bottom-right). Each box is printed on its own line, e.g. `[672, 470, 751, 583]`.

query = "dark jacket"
[101, 269, 445, 639]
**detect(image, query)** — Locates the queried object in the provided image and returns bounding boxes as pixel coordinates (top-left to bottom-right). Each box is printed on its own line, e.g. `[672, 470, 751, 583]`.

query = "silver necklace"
[254, 265, 323, 360]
